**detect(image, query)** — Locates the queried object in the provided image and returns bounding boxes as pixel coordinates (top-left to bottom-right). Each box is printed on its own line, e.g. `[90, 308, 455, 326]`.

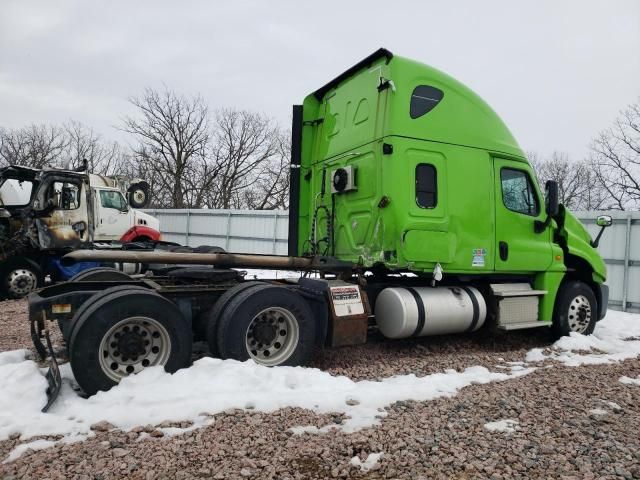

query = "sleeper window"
[416, 164, 437, 208]
[500, 168, 539, 216]
[410, 85, 444, 119]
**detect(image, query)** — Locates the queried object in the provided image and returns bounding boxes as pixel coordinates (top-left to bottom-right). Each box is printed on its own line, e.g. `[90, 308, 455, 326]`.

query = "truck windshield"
[100, 190, 127, 210]
[0, 178, 34, 207]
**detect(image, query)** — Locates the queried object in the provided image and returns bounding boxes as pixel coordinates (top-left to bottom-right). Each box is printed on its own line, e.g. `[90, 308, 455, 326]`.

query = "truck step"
[497, 321, 551, 331]
[490, 283, 545, 328]
[490, 283, 547, 297]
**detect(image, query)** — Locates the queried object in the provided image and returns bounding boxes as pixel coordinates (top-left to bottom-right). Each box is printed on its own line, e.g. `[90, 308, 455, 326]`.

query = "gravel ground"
[1, 298, 639, 479]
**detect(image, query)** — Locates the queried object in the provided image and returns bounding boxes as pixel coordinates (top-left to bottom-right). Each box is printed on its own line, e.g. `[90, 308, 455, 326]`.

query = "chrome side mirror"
[596, 215, 612, 227]
[591, 215, 613, 248]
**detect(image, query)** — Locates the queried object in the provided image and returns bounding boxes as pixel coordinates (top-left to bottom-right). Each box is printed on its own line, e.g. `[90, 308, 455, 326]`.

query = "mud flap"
[30, 314, 48, 360]
[41, 330, 62, 413]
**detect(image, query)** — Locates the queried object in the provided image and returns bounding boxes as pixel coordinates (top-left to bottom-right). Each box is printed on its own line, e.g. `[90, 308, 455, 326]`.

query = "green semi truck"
[29, 48, 611, 408]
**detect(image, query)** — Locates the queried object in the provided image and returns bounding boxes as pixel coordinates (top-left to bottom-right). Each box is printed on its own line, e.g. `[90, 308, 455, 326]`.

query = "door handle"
[499, 241, 509, 261]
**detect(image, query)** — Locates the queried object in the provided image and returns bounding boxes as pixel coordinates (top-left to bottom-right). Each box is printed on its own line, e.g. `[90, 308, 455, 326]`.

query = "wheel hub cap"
[245, 307, 299, 366]
[568, 295, 592, 334]
[99, 316, 171, 381]
[6, 269, 37, 296]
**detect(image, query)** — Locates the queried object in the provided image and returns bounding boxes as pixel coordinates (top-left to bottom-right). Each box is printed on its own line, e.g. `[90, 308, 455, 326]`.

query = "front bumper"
[597, 283, 609, 321]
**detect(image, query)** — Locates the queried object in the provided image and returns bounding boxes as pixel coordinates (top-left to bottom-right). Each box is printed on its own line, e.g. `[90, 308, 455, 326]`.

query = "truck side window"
[416, 164, 437, 208]
[0, 179, 33, 206]
[99, 190, 127, 210]
[410, 86, 444, 119]
[500, 168, 539, 216]
[51, 182, 80, 210]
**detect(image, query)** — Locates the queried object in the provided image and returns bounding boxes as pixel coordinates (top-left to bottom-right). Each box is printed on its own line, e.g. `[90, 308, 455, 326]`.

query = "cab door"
[94, 188, 132, 241]
[36, 179, 90, 248]
[493, 158, 552, 272]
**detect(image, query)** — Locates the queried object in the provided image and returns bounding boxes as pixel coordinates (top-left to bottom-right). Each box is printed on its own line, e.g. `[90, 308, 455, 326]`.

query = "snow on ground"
[236, 269, 318, 280]
[588, 408, 608, 416]
[619, 375, 640, 386]
[525, 310, 640, 366]
[3, 439, 57, 463]
[350, 452, 383, 472]
[484, 419, 519, 433]
[1, 308, 638, 462]
[0, 350, 533, 461]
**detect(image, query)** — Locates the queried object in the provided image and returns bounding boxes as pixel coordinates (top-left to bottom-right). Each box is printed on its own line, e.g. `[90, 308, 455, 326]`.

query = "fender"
[119, 225, 161, 242]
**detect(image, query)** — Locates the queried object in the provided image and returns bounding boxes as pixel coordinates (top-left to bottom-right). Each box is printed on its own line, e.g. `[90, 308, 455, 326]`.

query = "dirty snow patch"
[619, 376, 640, 386]
[588, 408, 608, 416]
[3, 439, 57, 463]
[350, 452, 383, 471]
[525, 348, 547, 363]
[526, 310, 640, 366]
[484, 419, 519, 433]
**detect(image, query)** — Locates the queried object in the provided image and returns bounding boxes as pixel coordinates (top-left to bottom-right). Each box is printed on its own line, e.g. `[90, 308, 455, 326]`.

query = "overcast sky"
[1, 0, 639, 161]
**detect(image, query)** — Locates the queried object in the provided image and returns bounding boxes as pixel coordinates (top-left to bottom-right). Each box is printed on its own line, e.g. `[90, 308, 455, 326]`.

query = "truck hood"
[134, 210, 160, 232]
[560, 208, 607, 282]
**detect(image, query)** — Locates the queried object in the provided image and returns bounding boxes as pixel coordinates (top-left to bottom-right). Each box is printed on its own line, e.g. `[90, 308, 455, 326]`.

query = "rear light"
[51, 304, 72, 314]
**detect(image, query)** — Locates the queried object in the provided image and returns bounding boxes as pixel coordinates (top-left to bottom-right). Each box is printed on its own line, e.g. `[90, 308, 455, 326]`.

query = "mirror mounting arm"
[590, 215, 613, 248]
[590, 227, 606, 248]
[534, 217, 551, 234]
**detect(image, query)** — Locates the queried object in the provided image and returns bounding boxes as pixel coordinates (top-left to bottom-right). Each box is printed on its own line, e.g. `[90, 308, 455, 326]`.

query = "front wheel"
[1, 258, 42, 299]
[552, 280, 597, 338]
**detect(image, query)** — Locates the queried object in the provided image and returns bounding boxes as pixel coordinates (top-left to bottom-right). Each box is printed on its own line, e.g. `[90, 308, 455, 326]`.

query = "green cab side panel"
[386, 56, 523, 158]
[295, 50, 525, 272]
[560, 208, 607, 282]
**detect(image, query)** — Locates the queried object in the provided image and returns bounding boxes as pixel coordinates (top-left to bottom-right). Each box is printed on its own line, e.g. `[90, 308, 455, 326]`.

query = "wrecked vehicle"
[0, 164, 159, 298]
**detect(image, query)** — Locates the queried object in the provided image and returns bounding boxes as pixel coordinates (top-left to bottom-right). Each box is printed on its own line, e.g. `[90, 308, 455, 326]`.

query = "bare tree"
[122, 88, 211, 208]
[530, 151, 607, 210]
[589, 100, 640, 210]
[242, 131, 291, 209]
[64, 120, 126, 174]
[206, 109, 281, 209]
[0, 124, 68, 168]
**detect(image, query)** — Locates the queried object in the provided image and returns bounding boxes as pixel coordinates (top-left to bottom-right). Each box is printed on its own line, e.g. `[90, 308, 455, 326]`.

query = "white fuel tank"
[374, 286, 487, 339]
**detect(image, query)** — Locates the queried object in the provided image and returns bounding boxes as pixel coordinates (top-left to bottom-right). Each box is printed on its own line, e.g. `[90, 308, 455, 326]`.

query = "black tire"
[193, 245, 226, 254]
[70, 267, 131, 282]
[168, 246, 194, 253]
[552, 280, 598, 339]
[63, 285, 151, 345]
[68, 288, 192, 395]
[215, 285, 315, 367]
[201, 281, 265, 353]
[128, 182, 150, 209]
[0, 257, 42, 299]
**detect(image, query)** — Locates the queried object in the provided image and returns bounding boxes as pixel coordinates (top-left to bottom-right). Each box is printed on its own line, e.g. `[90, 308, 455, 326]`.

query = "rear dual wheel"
[68, 287, 192, 395]
[206, 283, 315, 367]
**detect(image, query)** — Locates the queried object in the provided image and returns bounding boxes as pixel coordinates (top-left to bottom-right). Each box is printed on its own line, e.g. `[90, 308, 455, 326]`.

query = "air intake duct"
[374, 286, 486, 339]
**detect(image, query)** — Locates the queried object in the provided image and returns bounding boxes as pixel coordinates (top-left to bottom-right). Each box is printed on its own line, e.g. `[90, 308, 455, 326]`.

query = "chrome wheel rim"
[6, 269, 37, 296]
[568, 295, 592, 333]
[132, 189, 146, 205]
[99, 316, 171, 382]
[245, 307, 299, 366]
